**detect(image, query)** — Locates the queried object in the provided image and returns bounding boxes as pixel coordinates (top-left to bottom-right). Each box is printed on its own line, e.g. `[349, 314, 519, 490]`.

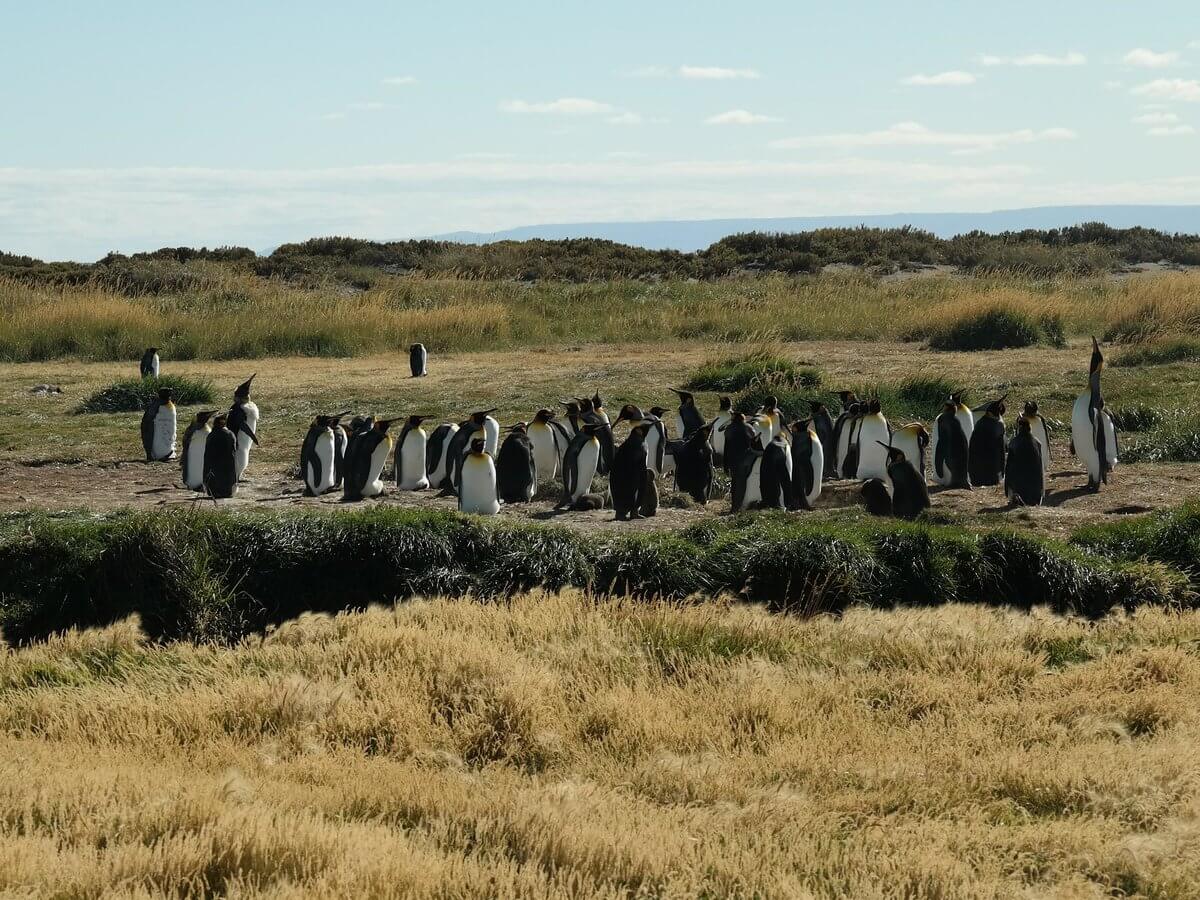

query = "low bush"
[685, 351, 822, 393]
[1114, 339, 1200, 367]
[926, 307, 1066, 352]
[75, 375, 217, 414]
[1108, 405, 1167, 433]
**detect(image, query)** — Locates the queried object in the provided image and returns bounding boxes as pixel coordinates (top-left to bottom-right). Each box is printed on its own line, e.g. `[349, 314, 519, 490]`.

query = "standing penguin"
[611, 423, 651, 521]
[528, 409, 563, 484]
[140, 347, 160, 379]
[879, 442, 931, 520]
[669, 388, 705, 439]
[481, 409, 501, 457]
[673, 424, 715, 504]
[709, 396, 733, 464]
[459, 438, 501, 515]
[301, 416, 337, 497]
[180, 410, 217, 490]
[409, 343, 428, 378]
[227, 375, 260, 482]
[839, 402, 866, 479]
[441, 410, 495, 494]
[932, 393, 973, 488]
[1021, 400, 1052, 474]
[1006, 418, 1045, 506]
[854, 399, 890, 481]
[496, 423, 537, 503]
[889, 423, 930, 482]
[558, 423, 604, 509]
[203, 414, 237, 499]
[759, 435, 796, 510]
[615, 405, 668, 475]
[578, 400, 615, 477]
[141, 387, 177, 462]
[968, 395, 1008, 487]
[425, 422, 459, 489]
[330, 413, 350, 490]
[394, 415, 432, 491]
[343, 418, 397, 501]
[758, 395, 784, 441]
[830, 392, 859, 478]
[647, 407, 677, 475]
[721, 410, 755, 478]
[789, 419, 824, 510]
[807, 401, 835, 480]
[591, 393, 610, 425]
[730, 436, 765, 513]
[1072, 337, 1118, 491]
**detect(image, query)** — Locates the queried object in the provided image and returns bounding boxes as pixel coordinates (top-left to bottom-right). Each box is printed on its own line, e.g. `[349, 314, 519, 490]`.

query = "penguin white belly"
[148, 354, 160, 377]
[929, 423, 950, 486]
[571, 440, 601, 502]
[890, 430, 924, 481]
[428, 424, 459, 485]
[1071, 393, 1100, 479]
[741, 459, 763, 511]
[398, 432, 430, 490]
[644, 425, 665, 475]
[1103, 411, 1118, 469]
[710, 413, 730, 456]
[152, 405, 177, 460]
[483, 417, 500, 456]
[362, 438, 392, 497]
[313, 432, 336, 494]
[529, 425, 559, 483]
[235, 402, 259, 480]
[956, 408, 975, 442]
[673, 414, 686, 440]
[184, 431, 208, 489]
[806, 439, 824, 506]
[1030, 419, 1051, 473]
[855, 416, 890, 481]
[459, 456, 500, 515]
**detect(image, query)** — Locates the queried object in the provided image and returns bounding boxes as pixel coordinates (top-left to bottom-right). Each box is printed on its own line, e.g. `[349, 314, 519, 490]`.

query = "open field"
[2, 595, 1198, 897]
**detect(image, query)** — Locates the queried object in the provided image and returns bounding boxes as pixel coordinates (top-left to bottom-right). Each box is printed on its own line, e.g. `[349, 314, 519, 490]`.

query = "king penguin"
[759, 434, 796, 510]
[394, 414, 432, 491]
[839, 401, 866, 479]
[141, 387, 177, 462]
[592, 393, 610, 425]
[807, 401, 835, 480]
[611, 423, 651, 520]
[459, 438, 501, 515]
[932, 392, 973, 488]
[721, 410, 755, 478]
[528, 409, 563, 485]
[879, 442, 931, 520]
[1072, 337, 1118, 491]
[227, 375, 260, 482]
[558, 422, 604, 509]
[830, 392, 859, 478]
[409, 342, 428, 378]
[709, 396, 733, 464]
[615, 405, 668, 475]
[889, 423, 930, 482]
[496, 423, 537, 503]
[672, 423, 715, 504]
[140, 347, 160, 379]
[854, 399, 890, 481]
[441, 410, 496, 494]
[789, 418, 824, 510]
[343, 418, 397, 501]
[301, 416, 337, 496]
[730, 435, 765, 513]
[425, 422, 460, 490]
[669, 388, 705, 438]
[181, 409, 217, 490]
[1021, 400, 1052, 474]
[968, 395, 1008, 487]
[203, 414, 237, 499]
[1006, 418, 1045, 506]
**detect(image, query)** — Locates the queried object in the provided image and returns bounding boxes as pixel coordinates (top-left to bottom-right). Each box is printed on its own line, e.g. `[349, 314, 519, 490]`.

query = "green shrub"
[1108, 405, 1167, 433]
[686, 351, 822, 393]
[1114, 339, 1200, 367]
[76, 375, 216, 414]
[1119, 419, 1200, 463]
[926, 307, 1062, 351]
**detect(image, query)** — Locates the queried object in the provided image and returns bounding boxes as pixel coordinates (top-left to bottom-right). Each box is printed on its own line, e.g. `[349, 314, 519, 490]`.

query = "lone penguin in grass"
[932, 392, 973, 488]
[394, 415, 432, 491]
[141, 387, 177, 462]
[496, 423, 536, 503]
[1006, 418, 1045, 506]
[459, 437, 500, 515]
[140, 347, 160, 379]
[611, 423, 652, 521]
[181, 409, 217, 490]
[203, 414, 237, 499]
[409, 343, 427, 378]
[227, 375, 260, 482]
[1072, 337, 1118, 492]
[879, 442, 931, 520]
[301, 416, 337, 497]
[343, 418, 397, 501]
[968, 395, 1007, 487]
[1021, 400, 1052, 474]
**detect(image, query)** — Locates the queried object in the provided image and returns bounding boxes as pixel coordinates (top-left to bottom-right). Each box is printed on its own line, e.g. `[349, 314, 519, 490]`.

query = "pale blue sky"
[3, 1, 1199, 259]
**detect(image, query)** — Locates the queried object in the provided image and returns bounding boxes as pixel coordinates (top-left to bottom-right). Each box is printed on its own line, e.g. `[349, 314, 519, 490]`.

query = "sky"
[3, 0, 1200, 260]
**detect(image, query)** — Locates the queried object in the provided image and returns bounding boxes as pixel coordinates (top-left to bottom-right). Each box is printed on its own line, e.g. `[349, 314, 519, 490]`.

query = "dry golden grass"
[5, 270, 1200, 361]
[3, 594, 1199, 897]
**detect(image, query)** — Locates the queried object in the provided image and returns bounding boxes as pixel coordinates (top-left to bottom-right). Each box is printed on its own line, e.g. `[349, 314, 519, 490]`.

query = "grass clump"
[926, 306, 1066, 352]
[75, 375, 216, 414]
[685, 350, 821, 393]
[1114, 338, 1200, 367]
[1119, 417, 1200, 463]
[1108, 405, 1167, 433]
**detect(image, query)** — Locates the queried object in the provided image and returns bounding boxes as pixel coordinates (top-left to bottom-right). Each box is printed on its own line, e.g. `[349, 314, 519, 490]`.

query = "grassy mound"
[1114, 338, 1200, 367]
[736, 375, 957, 423]
[685, 350, 821, 393]
[926, 306, 1066, 351]
[75, 375, 216, 414]
[1, 506, 1196, 645]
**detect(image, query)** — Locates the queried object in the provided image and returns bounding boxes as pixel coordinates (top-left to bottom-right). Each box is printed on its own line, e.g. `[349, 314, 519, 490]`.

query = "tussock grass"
[1, 597, 1199, 896]
[75, 374, 216, 413]
[3, 270, 1200, 360]
[685, 348, 821, 393]
[922, 305, 1066, 351]
[1115, 338, 1200, 367]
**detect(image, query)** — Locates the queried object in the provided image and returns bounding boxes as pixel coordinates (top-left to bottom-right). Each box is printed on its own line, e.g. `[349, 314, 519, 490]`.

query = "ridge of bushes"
[2, 504, 1197, 646]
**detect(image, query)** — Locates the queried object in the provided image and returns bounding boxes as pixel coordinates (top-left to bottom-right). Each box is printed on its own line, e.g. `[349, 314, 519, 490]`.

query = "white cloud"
[1133, 112, 1181, 125]
[500, 98, 616, 115]
[1124, 48, 1180, 68]
[606, 111, 643, 125]
[679, 65, 760, 80]
[348, 101, 389, 111]
[382, 75, 418, 86]
[1148, 125, 1196, 137]
[704, 109, 783, 125]
[770, 121, 1076, 154]
[901, 71, 976, 86]
[1131, 79, 1200, 101]
[980, 51, 1086, 67]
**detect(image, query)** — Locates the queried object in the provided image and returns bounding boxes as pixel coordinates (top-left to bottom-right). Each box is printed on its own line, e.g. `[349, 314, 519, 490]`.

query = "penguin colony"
[137, 341, 1118, 516]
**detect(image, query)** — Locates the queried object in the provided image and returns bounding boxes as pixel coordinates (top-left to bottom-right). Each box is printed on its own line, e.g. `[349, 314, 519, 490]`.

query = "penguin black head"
[195, 409, 218, 426]
[719, 396, 732, 412]
[868, 398, 882, 415]
[837, 391, 857, 410]
[506, 422, 529, 434]
[157, 387, 174, 403]
[592, 392, 604, 411]
[950, 390, 966, 408]
[1023, 400, 1039, 417]
[808, 400, 826, 415]
[469, 437, 487, 454]
[876, 440, 904, 465]
[985, 394, 1008, 417]
[374, 418, 399, 432]
[648, 406, 668, 419]
[147, 346, 159, 355]
[533, 408, 556, 424]
[410, 342, 423, 352]
[764, 395, 779, 410]
[212, 414, 229, 430]
[576, 396, 594, 413]
[406, 414, 431, 428]
[1090, 336, 1104, 376]
[234, 374, 255, 400]
[614, 404, 643, 425]
[313, 414, 333, 429]
[562, 400, 581, 416]
[669, 388, 695, 406]
[1016, 417, 1033, 435]
[471, 409, 497, 424]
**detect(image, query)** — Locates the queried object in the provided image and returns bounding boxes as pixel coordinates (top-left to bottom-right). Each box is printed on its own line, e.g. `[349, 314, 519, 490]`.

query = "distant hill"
[432, 206, 1200, 253]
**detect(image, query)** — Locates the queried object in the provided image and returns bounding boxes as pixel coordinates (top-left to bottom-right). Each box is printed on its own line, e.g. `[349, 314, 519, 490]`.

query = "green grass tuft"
[926, 307, 1066, 352]
[1114, 339, 1200, 367]
[75, 375, 216, 414]
[685, 351, 822, 393]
